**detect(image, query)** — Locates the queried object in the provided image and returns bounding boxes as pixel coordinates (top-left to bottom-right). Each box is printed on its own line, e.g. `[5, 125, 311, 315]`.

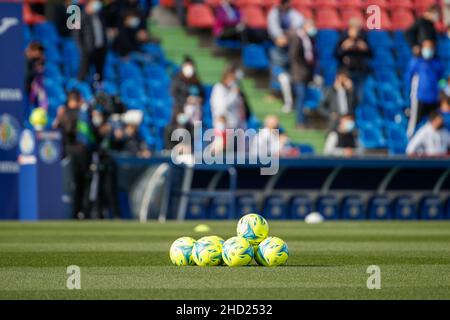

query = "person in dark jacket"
[53, 90, 91, 219]
[405, 39, 444, 137]
[335, 18, 372, 95]
[324, 114, 360, 157]
[113, 9, 149, 57]
[171, 56, 205, 111]
[319, 69, 358, 129]
[76, 0, 108, 82]
[405, 4, 440, 56]
[288, 19, 317, 126]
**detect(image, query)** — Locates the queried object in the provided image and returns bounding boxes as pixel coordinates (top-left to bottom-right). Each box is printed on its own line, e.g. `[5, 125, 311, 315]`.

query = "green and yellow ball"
[29, 107, 48, 129]
[236, 213, 269, 246]
[192, 236, 223, 266]
[222, 236, 254, 267]
[255, 236, 289, 267]
[169, 236, 196, 266]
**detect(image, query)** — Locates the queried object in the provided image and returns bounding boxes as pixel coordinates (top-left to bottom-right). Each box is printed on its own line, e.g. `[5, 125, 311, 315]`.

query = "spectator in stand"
[213, 0, 243, 41]
[406, 39, 444, 137]
[213, 0, 267, 43]
[406, 111, 450, 156]
[323, 114, 360, 157]
[53, 90, 91, 219]
[440, 90, 450, 130]
[405, 4, 440, 56]
[288, 19, 317, 127]
[335, 18, 372, 95]
[183, 86, 203, 125]
[76, 0, 108, 83]
[171, 56, 205, 112]
[113, 122, 151, 158]
[164, 111, 194, 153]
[267, 0, 304, 112]
[25, 41, 48, 111]
[250, 115, 291, 158]
[210, 66, 247, 130]
[113, 9, 149, 57]
[319, 69, 358, 129]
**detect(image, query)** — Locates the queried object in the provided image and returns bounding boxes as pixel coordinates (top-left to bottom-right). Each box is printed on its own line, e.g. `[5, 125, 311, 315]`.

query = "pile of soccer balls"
[169, 213, 289, 267]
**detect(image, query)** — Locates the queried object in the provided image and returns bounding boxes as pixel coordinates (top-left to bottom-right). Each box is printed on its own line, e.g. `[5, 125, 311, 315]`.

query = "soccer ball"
[169, 237, 196, 266]
[222, 236, 254, 267]
[198, 235, 224, 246]
[255, 236, 289, 267]
[192, 236, 223, 266]
[29, 107, 48, 130]
[236, 213, 269, 246]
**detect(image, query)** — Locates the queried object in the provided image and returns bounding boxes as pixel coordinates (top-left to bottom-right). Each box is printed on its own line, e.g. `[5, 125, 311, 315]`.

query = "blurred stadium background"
[0, 0, 449, 222]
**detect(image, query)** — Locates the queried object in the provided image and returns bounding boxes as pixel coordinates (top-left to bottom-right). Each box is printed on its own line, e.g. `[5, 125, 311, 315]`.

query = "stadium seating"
[393, 195, 417, 220]
[368, 195, 392, 220]
[185, 196, 208, 219]
[263, 195, 287, 219]
[341, 195, 365, 219]
[242, 44, 270, 69]
[316, 195, 339, 220]
[236, 195, 258, 218]
[420, 195, 444, 220]
[187, 4, 215, 28]
[289, 195, 313, 219]
[209, 197, 233, 219]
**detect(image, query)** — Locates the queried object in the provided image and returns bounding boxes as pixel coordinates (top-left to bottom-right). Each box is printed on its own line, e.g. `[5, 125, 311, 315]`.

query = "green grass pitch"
[0, 221, 449, 299]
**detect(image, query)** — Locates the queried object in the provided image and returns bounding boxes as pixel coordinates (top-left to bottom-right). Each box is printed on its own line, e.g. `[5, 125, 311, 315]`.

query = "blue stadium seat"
[144, 64, 170, 87]
[367, 31, 393, 49]
[317, 195, 339, 220]
[297, 144, 315, 155]
[147, 81, 171, 100]
[262, 195, 287, 220]
[420, 195, 444, 220]
[359, 126, 386, 149]
[377, 83, 405, 110]
[393, 196, 417, 220]
[120, 80, 148, 109]
[139, 125, 155, 149]
[384, 109, 408, 128]
[43, 42, 62, 63]
[341, 195, 365, 220]
[304, 86, 322, 110]
[236, 195, 258, 218]
[289, 195, 313, 220]
[368, 195, 392, 220]
[386, 123, 408, 155]
[185, 196, 208, 219]
[242, 44, 269, 69]
[44, 78, 66, 109]
[316, 30, 340, 49]
[101, 81, 119, 96]
[209, 197, 233, 219]
[44, 63, 65, 84]
[215, 39, 242, 50]
[437, 38, 450, 60]
[33, 22, 60, 44]
[371, 49, 396, 68]
[356, 105, 384, 128]
[118, 61, 144, 82]
[142, 43, 166, 63]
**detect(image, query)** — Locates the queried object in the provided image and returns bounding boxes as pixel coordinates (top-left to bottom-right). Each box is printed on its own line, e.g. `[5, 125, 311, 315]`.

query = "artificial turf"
[0, 221, 449, 300]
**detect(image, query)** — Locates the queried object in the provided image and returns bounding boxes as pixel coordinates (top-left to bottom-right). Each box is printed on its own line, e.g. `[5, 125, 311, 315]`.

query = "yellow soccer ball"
[255, 236, 289, 267]
[222, 236, 254, 267]
[169, 237, 196, 266]
[236, 213, 269, 246]
[192, 236, 223, 266]
[29, 107, 48, 129]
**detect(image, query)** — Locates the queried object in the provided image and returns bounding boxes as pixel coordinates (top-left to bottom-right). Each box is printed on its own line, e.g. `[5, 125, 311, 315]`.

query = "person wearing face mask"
[406, 39, 444, 137]
[171, 56, 205, 111]
[405, 4, 440, 56]
[324, 115, 360, 157]
[164, 111, 194, 152]
[335, 18, 372, 97]
[406, 111, 450, 157]
[113, 9, 149, 57]
[288, 19, 317, 126]
[76, 0, 108, 83]
[210, 67, 247, 131]
[319, 69, 358, 130]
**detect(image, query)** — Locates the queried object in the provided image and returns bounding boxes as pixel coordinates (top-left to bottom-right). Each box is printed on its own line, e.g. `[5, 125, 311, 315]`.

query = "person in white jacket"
[406, 111, 450, 156]
[210, 67, 246, 130]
